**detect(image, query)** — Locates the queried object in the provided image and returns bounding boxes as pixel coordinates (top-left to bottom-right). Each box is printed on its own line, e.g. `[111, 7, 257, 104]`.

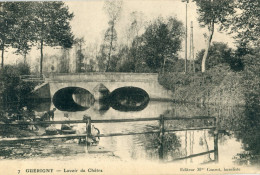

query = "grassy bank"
[159, 62, 258, 107]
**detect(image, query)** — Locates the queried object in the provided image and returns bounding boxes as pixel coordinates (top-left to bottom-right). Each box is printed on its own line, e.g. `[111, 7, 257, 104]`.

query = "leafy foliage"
[193, 0, 235, 72]
[74, 37, 85, 73]
[97, 44, 108, 72]
[0, 63, 34, 105]
[103, 21, 118, 71]
[125, 11, 146, 46]
[102, 0, 123, 72]
[12, 2, 35, 62]
[58, 49, 70, 73]
[232, 50, 260, 165]
[0, 2, 74, 72]
[31, 2, 74, 75]
[123, 37, 152, 73]
[195, 42, 244, 72]
[194, 0, 235, 29]
[231, 0, 260, 47]
[136, 17, 184, 73]
[31, 2, 74, 48]
[103, 0, 123, 24]
[0, 2, 20, 67]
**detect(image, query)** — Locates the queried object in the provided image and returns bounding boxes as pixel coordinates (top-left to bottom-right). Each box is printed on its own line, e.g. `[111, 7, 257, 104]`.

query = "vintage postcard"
[0, 0, 259, 174]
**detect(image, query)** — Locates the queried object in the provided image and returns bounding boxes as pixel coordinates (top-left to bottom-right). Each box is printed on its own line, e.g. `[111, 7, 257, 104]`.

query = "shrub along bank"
[159, 52, 260, 108]
[0, 63, 36, 110]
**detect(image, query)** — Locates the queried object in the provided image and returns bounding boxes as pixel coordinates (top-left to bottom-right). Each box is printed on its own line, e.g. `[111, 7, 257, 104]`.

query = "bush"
[0, 63, 34, 106]
[195, 42, 244, 72]
[159, 63, 245, 105]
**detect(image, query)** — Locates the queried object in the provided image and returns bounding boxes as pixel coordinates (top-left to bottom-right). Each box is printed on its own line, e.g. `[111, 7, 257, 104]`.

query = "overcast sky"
[6, 0, 236, 65]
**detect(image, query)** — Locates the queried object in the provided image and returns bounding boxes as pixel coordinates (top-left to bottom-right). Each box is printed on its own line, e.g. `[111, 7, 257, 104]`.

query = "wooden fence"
[20, 75, 45, 82]
[0, 115, 218, 163]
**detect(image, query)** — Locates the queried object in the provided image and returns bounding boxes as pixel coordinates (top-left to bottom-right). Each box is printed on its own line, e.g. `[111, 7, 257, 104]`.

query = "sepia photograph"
[0, 0, 259, 174]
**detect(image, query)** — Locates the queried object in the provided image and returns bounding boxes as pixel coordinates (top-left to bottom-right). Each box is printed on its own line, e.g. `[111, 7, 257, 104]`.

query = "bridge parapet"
[45, 73, 159, 83]
[40, 72, 173, 101]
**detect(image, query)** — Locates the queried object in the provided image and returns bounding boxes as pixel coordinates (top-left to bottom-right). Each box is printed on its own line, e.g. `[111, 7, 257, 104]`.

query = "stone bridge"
[32, 73, 173, 101]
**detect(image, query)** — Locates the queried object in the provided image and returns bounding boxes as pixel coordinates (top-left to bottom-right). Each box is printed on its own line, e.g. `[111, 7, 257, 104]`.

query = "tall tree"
[231, 0, 260, 47]
[103, 0, 122, 72]
[0, 2, 19, 68]
[140, 17, 184, 73]
[32, 2, 74, 75]
[97, 44, 108, 72]
[74, 37, 85, 73]
[126, 11, 146, 46]
[59, 48, 70, 73]
[193, 0, 235, 72]
[103, 21, 118, 71]
[127, 11, 146, 72]
[196, 42, 233, 70]
[12, 2, 35, 64]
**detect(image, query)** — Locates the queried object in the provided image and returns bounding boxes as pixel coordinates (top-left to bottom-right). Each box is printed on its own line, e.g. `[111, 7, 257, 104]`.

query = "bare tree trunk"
[162, 56, 166, 74]
[203, 130, 212, 161]
[201, 22, 214, 72]
[24, 53, 27, 64]
[106, 24, 114, 72]
[1, 46, 4, 68]
[133, 41, 139, 73]
[40, 39, 43, 76]
[134, 52, 138, 73]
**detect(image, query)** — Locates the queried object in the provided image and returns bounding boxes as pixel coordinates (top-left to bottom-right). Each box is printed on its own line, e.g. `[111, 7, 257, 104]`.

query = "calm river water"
[1, 96, 259, 167]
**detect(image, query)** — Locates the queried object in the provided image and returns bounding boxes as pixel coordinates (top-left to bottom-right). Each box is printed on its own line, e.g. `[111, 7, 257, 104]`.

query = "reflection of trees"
[232, 54, 260, 166]
[135, 125, 181, 161]
[73, 92, 95, 108]
[233, 105, 260, 166]
[109, 87, 149, 111]
[231, 77, 260, 165]
[233, 127, 260, 165]
[198, 130, 212, 162]
[161, 104, 247, 145]
[53, 88, 92, 111]
[162, 133, 182, 160]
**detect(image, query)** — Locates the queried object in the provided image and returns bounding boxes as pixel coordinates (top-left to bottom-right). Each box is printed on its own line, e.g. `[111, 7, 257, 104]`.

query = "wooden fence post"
[159, 115, 165, 161]
[214, 130, 219, 163]
[84, 115, 92, 146]
[213, 118, 219, 163]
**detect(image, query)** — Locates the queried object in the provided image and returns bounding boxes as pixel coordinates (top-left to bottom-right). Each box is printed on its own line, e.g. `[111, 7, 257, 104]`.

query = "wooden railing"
[0, 115, 218, 163]
[20, 75, 45, 82]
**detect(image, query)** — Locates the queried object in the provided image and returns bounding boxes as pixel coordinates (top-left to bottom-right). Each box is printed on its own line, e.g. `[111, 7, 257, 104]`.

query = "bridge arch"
[109, 86, 150, 111]
[53, 87, 94, 111]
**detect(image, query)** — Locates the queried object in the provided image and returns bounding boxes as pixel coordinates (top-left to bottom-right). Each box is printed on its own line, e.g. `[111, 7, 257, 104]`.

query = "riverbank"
[159, 64, 254, 107]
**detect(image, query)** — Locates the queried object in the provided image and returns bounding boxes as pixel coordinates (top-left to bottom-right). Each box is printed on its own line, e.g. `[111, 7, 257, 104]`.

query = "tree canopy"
[0, 2, 74, 75]
[102, 0, 123, 72]
[195, 42, 244, 72]
[0, 2, 20, 67]
[193, 0, 235, 72]
[12, 2, 35, 63]
[32, 2, 74, 75]
[139, 17, 184, 73]
[231, 0, 260, 47]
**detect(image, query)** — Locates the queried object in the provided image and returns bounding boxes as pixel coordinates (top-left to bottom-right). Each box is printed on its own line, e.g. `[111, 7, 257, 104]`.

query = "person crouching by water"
[47, 108, 56, 121]
[40, 108, 56, 121]
[40, 112, 50, 121]
[21, 106, 29, 121]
